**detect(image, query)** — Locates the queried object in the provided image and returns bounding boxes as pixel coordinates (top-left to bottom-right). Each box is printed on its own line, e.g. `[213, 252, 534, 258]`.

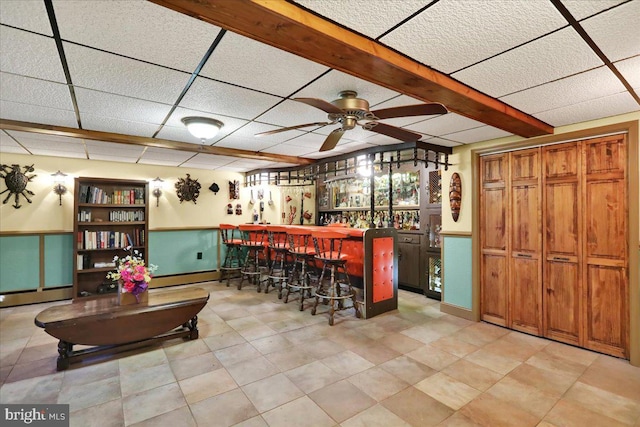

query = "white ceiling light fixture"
[181, 116, 224, 142]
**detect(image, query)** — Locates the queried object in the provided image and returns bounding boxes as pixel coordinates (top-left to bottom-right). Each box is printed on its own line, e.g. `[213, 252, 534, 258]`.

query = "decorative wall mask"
[226, 203, 233, 214]
[229, 180, 240, 199]
[175, 174, 201, 204]
[235, 203, 242, 215]
[449, 172, 462, 222]
[209, 183, 220, 194]
[1, 164, 36, 209]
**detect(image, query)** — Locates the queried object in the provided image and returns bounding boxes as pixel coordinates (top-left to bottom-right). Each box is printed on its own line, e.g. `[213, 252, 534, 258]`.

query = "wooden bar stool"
[283, 228, 316, 311]
[238, 224, 268, 292]
[311, 230, 361, 325]
[219, 224, 242, 286]
[265, 226, 290, 297]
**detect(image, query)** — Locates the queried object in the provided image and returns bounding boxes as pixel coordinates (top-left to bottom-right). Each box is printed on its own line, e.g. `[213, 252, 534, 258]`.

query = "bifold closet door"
[480, 154, 509, 326]
[509, 148, 542, 335]
[542, 142, 582, 346]
[582, 135, 628, 358]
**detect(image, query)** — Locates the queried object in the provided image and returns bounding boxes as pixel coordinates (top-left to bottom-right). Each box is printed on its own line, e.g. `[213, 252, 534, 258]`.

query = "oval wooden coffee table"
[35, 287, 209, 370]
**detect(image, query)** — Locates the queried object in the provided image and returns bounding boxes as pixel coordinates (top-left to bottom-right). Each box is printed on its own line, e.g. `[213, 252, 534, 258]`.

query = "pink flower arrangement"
[106, 248, 157, 300]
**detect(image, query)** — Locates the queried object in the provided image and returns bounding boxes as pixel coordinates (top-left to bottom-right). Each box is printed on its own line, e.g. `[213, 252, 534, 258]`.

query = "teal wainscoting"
[148, 229, 220, 276]
[0, 235, 40, 292]
[44, 234, 73, 288]
[442, 235, 472, 310]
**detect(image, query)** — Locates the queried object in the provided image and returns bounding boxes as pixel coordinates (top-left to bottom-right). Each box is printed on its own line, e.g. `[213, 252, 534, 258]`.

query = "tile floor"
[1, 280, 639, 427]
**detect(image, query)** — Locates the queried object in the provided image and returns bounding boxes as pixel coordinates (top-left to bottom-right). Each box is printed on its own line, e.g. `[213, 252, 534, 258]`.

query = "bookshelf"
[73, 177, 149, 300]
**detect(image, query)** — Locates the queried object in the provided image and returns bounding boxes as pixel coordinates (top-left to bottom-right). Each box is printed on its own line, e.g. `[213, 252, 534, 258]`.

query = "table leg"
[57, 340, 73, 371]
[187, 316, 199, 339]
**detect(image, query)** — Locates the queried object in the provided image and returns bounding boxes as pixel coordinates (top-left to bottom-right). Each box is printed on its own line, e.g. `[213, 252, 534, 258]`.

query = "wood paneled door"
[480, 135, 629, 359]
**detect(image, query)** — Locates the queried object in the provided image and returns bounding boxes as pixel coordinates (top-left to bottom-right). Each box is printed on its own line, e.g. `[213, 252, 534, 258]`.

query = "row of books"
[79, 185, 145, 205]
[77, 229, 145, 250]
[77, 210, 145, 222]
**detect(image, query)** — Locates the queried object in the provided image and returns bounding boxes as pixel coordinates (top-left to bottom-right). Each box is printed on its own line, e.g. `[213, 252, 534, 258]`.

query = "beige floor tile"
[62, 360, 119, 387]
[460, 394, 540, 427]
[377, 332, 425, 354]
[122, 382, 186, 426]
[348, 366, 410, 402]
[304, 338, 347, 359]
[232, 415, 268, 427]
[190, 388, 259, 427]
[353, 322, 388, 340]
[129, 406, 195, 427]
[464, 348, 521, 375]
[178, 368, 237, 404]
[406, 344, 460, 370]
[69, 398, 123, 427]
[266, 347, 317, 372]
[506, 362, 576, 397]
[381, 386, 454, 427]
[341, 403, 412, 427]
[441, 359, 504, 392]
[285, 360, 343, 394]
[321, 350, 373, 377]
[162, 338, 210, 361]
[249, 334, 293, 355]
[0, 372, 63, 404]
[237, 324, 278, 341]
[120, 362, 175, 397]
[197, 319, 234, 337]
[578, 355, 640, 402]
[525, 351, 589, 378]
[226, 355, 279, 386]
[379, 355, 437, 385]
[543, 341, 599, 367]
[543, 399, 630, 427]
[563, 381, 640, 425]
[401, 324, 448, 344]
[169, 351, 221, 381]
[203, 330, 246, 351]
[453, 323, 510, 347]
[261, 396, 335, 427]
[349, 341, 401, 365]
[486, 376, 559, 418]
[227, 315, 263, 331]
[214, 342, 261, 367]
[118, 349, 167, 374]
[436, 412, 482, 426]
[481, 336, 543, 362]
[242, 373, 304, 413]
[430, 336, 480, 358]
[14, 343, 54, 365]
[5, 355, 59, 383]
[58, 375, 121, 412]
[308, 379, 376, 423]
[415, 372, 482, 410]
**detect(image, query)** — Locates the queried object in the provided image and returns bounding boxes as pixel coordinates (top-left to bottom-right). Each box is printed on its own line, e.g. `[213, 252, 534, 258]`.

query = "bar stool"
[283, 228, 316, 311]
[219, 224, 243, 286]
[238, 224, 268, 292]
[311, 230, 361, 325]
[265, 226, 290, 297]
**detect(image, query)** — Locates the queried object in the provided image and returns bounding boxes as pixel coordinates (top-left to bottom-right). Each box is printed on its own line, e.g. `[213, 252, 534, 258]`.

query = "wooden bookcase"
[73, 177, 149, 300]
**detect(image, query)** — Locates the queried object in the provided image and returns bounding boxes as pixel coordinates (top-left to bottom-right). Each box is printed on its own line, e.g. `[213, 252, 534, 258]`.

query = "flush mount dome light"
[181, 116, 224, 142]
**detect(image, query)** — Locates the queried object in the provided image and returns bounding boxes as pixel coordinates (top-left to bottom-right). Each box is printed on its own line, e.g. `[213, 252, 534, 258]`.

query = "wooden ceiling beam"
[150, 0, 553, 138]
[0, 119, 315, 166]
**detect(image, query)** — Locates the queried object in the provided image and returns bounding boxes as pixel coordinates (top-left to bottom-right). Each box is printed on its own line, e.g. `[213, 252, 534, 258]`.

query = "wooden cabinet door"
[543, 142, 582, 346]
[509, 148, 542, 335]
[582, 135, 628, 358]
[480, 154, 509, 326]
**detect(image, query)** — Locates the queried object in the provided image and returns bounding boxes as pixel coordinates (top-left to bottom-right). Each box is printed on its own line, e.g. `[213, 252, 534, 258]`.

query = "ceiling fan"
[255, 90, 448, 152]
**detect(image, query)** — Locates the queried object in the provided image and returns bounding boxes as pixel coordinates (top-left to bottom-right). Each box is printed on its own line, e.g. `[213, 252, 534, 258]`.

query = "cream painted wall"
[441, 111, 640, 238]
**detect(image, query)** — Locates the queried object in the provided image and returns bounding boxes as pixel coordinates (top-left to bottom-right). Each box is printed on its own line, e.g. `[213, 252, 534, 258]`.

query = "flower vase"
[117, 282, 148, 305]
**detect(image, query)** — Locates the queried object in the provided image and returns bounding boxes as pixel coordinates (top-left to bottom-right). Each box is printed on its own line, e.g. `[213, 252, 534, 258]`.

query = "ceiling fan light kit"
[254, 90, 448, 152]
[181, 117, 224, 142]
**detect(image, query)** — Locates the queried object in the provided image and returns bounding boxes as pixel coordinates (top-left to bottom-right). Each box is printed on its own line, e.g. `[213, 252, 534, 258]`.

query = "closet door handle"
[552, 256, 570, 262]
[516, 253, 532, 258]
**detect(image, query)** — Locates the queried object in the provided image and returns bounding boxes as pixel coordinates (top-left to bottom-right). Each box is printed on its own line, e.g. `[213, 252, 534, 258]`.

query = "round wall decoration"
[175, 174, 201, 204]
[449, 172, 461, 222]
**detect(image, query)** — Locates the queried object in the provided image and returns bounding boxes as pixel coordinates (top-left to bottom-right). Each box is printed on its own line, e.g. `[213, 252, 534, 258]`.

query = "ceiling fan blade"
[371, 103, 448, 120]
[254, 122, 332, 137]
[319, 129, 344, 152]
[366, 122, 422, 141]
[293, 97, 344, 114]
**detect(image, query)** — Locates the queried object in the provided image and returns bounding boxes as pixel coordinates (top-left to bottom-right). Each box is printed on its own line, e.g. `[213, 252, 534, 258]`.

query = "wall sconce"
[152, 177, 163, 207]
[51, 170, 67, 206]
[181, 116, 224, 142]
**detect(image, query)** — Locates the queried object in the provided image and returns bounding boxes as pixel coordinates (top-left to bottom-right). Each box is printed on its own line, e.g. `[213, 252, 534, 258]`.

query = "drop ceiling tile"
[0, 72, 73, 110]
[224, 158, 276, 169]
[7, 130, 83, 145]
[292, 0, 429, 39]
[500, 66, 626, 114]
[84, 140, 145, 157]
[0, 100, 78, 127]
[0, 27, 65, 82]
[87, 153, 140, 163]
[421, 136, 463, 147]
[330, 140, 377, 154]
[282, 131, 357, 153]
[367, 95, 444, 128]
[201, 31, 329, 97]
[80, 114, 162, 138]
[293, 70, 399, 107]
[262, 143, 316, 157]
[534, 91, 639, 127]
[581, 1, 640, 62]
[0, 131, 29, 154]
[215, 122, 305, 151]
[179, 77, 281, 120]
[181, 153, 238, 167]
[210, 162, 254, 172]
[615, 56, 640, 89]
[6, 130, 86, 157]
[138, 147, 195, 164]
[0, 0, 52, 35]
[75, 88, 171, 125]
[381, 0, 567, 74]
[561, 0, 626, 21]
[406, 113, 484, 136]
[452, 27, 603, 97]
[53, 0, 220, 73]
[64, 43, 190, 104]
[255, 99, 333, 127]
[443, 126, 513, 144]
